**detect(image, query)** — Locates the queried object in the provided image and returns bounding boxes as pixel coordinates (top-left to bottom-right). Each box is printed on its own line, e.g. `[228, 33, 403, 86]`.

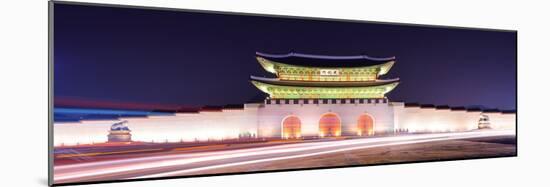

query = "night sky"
[53, 3, 517, 110]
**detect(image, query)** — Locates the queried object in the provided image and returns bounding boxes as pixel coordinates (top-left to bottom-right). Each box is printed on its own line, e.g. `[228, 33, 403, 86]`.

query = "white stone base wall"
[392, 102, 516, 133]
[53, 100, 516, 146]
[54, 108, 259, 146]
[485, 112, 516, 130]
[257, 99, 394, 138]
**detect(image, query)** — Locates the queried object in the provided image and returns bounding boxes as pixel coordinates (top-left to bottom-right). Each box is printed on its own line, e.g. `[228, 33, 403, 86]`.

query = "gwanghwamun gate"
[54, 52, 516, 146]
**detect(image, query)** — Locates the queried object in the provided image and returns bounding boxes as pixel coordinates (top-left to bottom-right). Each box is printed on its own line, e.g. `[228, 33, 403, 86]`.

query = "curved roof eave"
[256, 52, 396, 69]
[257, 56, 395, 70]
[378, 61, 395, 76]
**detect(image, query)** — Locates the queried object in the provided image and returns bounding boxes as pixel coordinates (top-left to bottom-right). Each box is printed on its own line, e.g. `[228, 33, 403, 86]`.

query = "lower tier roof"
[250, 76, 399, 87]
[250, 76, 400, 99]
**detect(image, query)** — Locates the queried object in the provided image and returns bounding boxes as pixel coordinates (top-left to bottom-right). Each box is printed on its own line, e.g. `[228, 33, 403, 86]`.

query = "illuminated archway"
[281, 115, 302, 139]
[357, 114, 375, 136]
[319, 113, 341, 137]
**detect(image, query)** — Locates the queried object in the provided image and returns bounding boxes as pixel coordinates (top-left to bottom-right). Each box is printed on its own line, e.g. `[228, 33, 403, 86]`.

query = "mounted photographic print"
[49, 1, 517, 186]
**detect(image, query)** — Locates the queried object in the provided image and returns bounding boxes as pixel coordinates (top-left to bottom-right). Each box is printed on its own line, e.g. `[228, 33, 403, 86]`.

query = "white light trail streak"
[54, 130, 514, 182]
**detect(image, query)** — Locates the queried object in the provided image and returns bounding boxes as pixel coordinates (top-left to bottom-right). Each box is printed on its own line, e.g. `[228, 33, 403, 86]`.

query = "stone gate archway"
[357, 114, 375, 136]
[319, 113, 341, 137]
[281, 115, 302, 139]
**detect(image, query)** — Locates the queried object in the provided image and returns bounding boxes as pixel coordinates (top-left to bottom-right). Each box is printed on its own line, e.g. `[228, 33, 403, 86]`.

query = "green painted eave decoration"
[251, 80, 399, 99]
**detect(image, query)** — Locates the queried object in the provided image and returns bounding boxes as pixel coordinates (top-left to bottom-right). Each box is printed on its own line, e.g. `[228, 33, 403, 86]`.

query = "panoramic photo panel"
[51, 2, 517, 185]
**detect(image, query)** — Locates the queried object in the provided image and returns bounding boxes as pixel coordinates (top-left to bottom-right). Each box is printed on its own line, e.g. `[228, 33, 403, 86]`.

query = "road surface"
[54, 130, 514, 184]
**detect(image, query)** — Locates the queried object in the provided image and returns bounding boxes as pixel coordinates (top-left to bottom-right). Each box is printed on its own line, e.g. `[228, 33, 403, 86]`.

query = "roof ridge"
[256, 51, 395, 61]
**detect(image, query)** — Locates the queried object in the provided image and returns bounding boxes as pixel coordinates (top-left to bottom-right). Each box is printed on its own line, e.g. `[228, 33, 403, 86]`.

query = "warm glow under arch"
[319, 112, 341, 137]
[281, 115, 302, 139]
[357, 113, 375, 136]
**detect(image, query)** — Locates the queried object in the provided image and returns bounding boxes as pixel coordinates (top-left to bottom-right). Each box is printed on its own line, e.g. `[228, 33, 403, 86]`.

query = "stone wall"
[53, 100, 516, 146]
[257, 99, 394, 138]
[392, 102, 516, 133]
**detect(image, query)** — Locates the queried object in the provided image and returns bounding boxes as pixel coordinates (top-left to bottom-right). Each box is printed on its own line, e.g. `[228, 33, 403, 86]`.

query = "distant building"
[107, 120, 132, 142]
[53, 52, 516, 146]
[478, 114, 492, 129]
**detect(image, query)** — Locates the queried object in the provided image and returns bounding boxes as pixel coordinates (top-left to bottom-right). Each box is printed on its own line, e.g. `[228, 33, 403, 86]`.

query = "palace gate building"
[53, 52, 516, 146]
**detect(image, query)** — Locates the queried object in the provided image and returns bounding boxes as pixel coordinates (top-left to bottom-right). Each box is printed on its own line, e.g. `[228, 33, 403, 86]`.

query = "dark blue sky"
[53, 3, 516, 110]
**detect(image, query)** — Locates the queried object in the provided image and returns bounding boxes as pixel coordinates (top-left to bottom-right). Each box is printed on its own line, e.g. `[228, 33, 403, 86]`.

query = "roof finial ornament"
[360, 52, 369, 59]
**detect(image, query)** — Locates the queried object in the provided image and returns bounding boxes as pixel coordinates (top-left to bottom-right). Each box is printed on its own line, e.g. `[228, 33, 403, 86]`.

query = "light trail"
[54, 130, 514, 183]
[137, 129, 513, 178]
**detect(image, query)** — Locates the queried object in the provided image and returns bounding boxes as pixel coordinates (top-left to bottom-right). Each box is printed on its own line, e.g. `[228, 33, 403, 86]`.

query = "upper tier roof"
[256, 52, 395, 68]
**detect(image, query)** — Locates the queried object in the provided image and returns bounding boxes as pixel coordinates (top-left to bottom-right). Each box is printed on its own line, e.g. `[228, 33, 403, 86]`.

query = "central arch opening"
[357, 114, 374, 136]
[282, 115, 301, 139]
[319, 113, 341, 137]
